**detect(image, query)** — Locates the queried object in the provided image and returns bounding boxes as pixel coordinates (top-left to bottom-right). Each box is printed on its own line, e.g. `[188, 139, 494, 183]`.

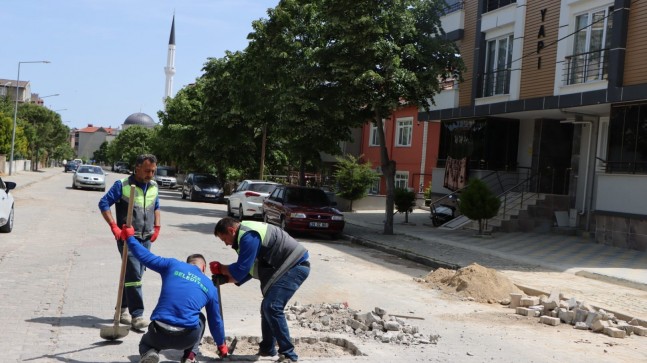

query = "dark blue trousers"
[117, 238, 151, 318]
[139, 313, 206, 357]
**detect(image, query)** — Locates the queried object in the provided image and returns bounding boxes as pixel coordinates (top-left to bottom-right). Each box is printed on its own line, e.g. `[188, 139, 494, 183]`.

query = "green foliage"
[334, 155, 377, 210]
[107, 126, 155, 167]
[93, 141, 109, 163]
[52, 143, 75, 161]
[459, 179, 501, 234]
[394, 188, 416, 214]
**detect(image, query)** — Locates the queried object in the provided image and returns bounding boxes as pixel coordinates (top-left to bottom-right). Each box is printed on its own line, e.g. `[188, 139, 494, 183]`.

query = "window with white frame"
[396, 118, 413, 147]
[566, 6, 613, 85]
[395, 171, 409, 190]
[369, 179, 380, 194]
[483, 34, 514, 97]
[369, 123, 379, 146]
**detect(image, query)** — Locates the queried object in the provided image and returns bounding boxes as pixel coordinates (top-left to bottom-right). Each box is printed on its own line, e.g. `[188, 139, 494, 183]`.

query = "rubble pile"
[287, 302, 439, 346]
[511, 290, 647, 339]
[419, 263, 522, 303]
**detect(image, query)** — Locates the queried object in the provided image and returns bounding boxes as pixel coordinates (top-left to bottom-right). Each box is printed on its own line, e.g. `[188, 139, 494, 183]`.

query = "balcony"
[440, 1, 464, 40]
[563, 49, 609, 86]
[482, 68, 511, 97]
[423, 80, 459, 111]
[483, 0, 516, 13]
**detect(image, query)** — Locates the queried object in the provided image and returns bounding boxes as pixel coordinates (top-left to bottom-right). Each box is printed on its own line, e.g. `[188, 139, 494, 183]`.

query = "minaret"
[163, 14, 176, 108]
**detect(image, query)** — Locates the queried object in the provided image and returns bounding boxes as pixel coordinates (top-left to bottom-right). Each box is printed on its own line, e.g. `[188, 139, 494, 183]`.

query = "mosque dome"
[124, 112, 156, 127]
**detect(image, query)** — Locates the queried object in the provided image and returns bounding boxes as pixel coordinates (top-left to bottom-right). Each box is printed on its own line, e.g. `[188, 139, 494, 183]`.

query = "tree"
[459, 179, 501, 235]
[312, 0, 464, 234]
[394, 187, 416, 224]
[93, 141, 109, 164]
[107, 126, 155, 167]
[334, 154, 377, 211]
[14, 103, 68, 170]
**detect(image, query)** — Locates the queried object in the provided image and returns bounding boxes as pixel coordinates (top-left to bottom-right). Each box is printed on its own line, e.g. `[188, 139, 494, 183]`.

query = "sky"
[1, 0, 280, 130]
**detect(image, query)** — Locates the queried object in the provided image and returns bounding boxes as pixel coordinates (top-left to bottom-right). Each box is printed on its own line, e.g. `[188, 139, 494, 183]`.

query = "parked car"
[72, 165, 107, 191]
[155, 166, 177, 189]
[262, 185, 345, 238]
[182, 173, 224, 203]
[0, 177, 16, 233]
[113, 161, 130, 174]
[64, 160, 80, 173]
[227, 180, 279, 220]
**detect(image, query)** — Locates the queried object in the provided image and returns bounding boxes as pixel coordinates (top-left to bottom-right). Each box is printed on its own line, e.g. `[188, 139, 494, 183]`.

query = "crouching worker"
[120, 226, 229, 363]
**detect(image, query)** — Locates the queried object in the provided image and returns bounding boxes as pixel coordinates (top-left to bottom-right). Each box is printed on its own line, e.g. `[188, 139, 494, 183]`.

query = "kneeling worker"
[120, 226, 229, 363]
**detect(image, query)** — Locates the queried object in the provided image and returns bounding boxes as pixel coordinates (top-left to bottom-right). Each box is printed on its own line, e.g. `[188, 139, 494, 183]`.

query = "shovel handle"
[112, 185, 136, 327]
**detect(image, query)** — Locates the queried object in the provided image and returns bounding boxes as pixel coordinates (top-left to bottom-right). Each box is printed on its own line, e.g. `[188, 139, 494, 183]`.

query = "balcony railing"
[442, 1, 464, 16]
[564, 49, 609, 85]
[483, 0, 516, 13]
[482, 68, 511, 97]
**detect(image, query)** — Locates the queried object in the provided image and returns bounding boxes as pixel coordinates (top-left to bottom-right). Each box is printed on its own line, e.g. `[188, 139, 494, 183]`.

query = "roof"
[124, 112, 155, 126]
[78, 126, 118, 134]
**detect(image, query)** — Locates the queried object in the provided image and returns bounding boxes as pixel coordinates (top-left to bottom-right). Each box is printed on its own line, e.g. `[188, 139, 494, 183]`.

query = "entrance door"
[533, 120, 574, 195]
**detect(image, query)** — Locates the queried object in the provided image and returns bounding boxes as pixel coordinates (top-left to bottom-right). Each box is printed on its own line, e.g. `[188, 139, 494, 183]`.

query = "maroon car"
[262, 185, 345, 238]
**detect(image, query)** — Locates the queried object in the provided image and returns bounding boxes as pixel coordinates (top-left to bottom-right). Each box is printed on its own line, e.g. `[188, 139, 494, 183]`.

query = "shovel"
[100, 184, 136, 340]
[215, 279, 238, 356]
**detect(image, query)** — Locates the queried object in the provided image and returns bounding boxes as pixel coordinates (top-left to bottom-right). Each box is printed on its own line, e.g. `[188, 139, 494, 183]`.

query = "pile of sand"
[423, 263, 522, 303]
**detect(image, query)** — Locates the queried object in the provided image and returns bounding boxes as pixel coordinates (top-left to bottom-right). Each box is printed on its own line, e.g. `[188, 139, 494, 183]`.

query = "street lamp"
[9, 60, 50, 175]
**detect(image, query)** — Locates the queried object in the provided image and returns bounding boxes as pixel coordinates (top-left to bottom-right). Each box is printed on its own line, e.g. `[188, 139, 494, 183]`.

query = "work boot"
[119, 308, 131, 325]
[131, 316, 150, 331]
[139, 349, 159, 363]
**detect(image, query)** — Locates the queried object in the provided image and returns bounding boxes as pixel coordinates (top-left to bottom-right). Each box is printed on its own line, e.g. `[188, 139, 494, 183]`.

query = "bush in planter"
[394, 188, 416, 223]
[334, 154, 378, 211]
[459, 178, 501, 235]
[424, 185, 433, 206]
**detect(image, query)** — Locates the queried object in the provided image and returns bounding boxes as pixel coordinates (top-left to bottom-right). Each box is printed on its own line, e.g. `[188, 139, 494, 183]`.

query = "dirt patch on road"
[421, 263, 522, 304]
[201, 335, 359, 359]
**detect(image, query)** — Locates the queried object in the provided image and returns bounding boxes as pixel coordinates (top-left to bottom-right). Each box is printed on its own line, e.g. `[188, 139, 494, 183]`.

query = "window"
[395, 171, 409, 190]
[607, 104, 647, 174]
[566, 6, 613, 85]
[396, 118, 413, 147]
[369, 179, 380, 195]
[483, 34, 513, 97]
[369, 123, 379, 146]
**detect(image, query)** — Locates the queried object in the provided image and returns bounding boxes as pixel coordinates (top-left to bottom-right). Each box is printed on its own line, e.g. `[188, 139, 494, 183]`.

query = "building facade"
[419, 0, 647, 251]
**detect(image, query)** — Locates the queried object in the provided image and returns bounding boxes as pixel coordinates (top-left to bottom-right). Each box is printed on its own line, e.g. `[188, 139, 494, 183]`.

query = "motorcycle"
[430, 194, 459, 227]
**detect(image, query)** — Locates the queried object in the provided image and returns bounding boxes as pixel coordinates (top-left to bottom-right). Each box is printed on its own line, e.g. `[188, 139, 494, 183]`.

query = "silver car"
[72, 165, 107, 191]
[0, 177, 16, 233]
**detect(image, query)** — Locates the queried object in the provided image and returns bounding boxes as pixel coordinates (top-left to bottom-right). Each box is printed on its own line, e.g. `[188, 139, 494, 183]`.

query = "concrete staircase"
[461, 193, 571, 233]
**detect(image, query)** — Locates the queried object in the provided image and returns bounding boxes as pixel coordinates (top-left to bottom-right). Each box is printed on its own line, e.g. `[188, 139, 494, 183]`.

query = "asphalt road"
[0, 170, 644, 362]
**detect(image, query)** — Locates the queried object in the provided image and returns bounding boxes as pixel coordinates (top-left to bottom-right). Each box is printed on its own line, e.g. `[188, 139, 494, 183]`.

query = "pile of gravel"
[286, 302, 439, 346]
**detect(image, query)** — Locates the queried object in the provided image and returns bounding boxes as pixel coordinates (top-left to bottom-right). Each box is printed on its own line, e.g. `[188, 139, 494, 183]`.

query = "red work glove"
[209, 261, 222, 275]
[151, 225, 161, 242]
[217, 343, 228, 358]
[120, 225, 135, 241]
[109, 222, 122, 240]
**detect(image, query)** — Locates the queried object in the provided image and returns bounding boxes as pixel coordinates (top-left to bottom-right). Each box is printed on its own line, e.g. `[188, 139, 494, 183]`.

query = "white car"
[227, 180, 279, 220]
[154, 166, 177, 189]
[0, 177, 16, 233]
[72, 165, 107, 191]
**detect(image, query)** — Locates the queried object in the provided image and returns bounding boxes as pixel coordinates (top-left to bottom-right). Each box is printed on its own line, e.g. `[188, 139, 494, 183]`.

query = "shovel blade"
[228, 337, 238, 355]
[99, 324, 130, 340]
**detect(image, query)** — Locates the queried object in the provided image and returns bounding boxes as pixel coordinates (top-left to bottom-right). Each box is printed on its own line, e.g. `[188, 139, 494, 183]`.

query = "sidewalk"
[342, 209, 647, 321]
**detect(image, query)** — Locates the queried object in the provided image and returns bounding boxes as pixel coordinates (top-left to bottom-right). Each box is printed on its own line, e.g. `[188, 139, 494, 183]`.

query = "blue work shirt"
[98, 176, 160, 212]
[125, 235, 227, 346]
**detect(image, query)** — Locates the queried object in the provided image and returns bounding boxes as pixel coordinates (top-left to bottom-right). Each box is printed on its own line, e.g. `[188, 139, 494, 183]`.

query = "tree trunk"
[375, 112, 395, 235]
[299, 157, 306, 186]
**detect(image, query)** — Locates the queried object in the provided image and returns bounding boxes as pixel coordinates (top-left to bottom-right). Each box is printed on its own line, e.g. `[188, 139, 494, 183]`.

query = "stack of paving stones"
[286, 302, 439, 345]
[510, 290, 647, 339]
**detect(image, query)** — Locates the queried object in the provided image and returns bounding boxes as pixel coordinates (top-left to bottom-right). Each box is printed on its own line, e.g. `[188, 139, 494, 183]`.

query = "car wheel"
[101, 187, 106, 192]
[0, 205, 13, 233]
[189, 189, 196, 202]
[238, 204, 244, 221]
[72, 180, 77, 189]
[181, 189, 187, 200]
[227, 201, 234, 217]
